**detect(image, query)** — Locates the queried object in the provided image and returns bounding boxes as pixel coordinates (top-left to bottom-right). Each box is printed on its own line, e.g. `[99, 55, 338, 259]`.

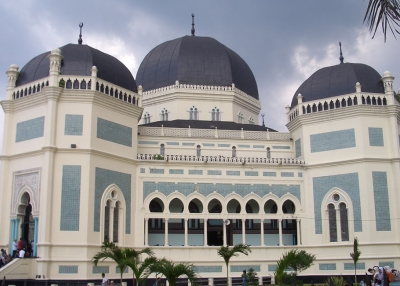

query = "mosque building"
[0, 19, 399, 284]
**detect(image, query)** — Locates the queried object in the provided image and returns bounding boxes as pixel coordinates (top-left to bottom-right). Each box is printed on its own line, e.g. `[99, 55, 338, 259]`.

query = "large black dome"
[290, 62, 384, 108]
[136, 35, 259, 99]
[16, 44, 137, 92]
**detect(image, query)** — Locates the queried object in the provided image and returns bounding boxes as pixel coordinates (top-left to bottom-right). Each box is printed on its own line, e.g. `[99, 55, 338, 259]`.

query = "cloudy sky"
[0, 0, 399, 150]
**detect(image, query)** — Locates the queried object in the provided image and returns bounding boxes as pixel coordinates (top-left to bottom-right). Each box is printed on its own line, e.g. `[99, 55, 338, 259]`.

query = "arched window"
[189, 106, 198, 120]
[143, 112, 151, 124]
[266, 147, 271, 159]
[212, 107, 220, 121]
[325, 192, 350, 243]
[196, 145, 201, 157]
[340, 202, 349, 241]
[102, 187, 125, 244]
[232, 146, 236, 157]
[328, 203, 337, 242]
[160, 144, 165, 156]
[248, 116, 254, 124]
[149, 199, 163, 229]
[238, 111, 244, 123]
[161, 108, 169, 121]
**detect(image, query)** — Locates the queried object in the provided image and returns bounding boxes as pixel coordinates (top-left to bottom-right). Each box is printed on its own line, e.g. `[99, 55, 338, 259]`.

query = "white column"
[5, 64, 19, 100]
[184, 219, 188, 246]
[47, 49, 63, 87]
[144, 218, 149, 246]
[164, 219, 169, 246]
[336, 209, 341, 242]
[109, 206, 115, 242]
[223, 220, 227, 246]
[242, 219, 246, 244]
[260, 219, 264, 246]
[296, 219, 301, 245]
[91, 66, 98, 91]
[204, 219, 208, 246]
[278, 219, 283, 246]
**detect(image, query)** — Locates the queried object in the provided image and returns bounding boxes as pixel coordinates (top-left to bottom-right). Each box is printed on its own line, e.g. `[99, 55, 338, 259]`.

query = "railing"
[137, 154, 305, 165]
[138, 126, 291, 140]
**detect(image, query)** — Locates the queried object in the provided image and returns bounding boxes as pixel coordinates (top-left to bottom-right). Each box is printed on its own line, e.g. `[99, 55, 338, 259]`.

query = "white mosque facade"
[0, 27, 399, 284]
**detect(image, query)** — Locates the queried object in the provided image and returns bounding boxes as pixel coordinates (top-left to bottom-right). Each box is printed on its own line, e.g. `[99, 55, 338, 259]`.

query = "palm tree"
[350, 237, 362, 286]
[147, 258, 198, 286]
[217, 244, 251, 286]
[125, 251, 157, 286]
[364, 0, 400, 41]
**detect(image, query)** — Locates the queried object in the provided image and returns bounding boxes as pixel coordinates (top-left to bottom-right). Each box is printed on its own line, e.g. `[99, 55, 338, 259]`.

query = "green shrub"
[324, 276, 345, 286]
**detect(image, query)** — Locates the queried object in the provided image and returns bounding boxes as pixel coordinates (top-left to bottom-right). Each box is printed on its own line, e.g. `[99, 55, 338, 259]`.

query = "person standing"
[11, 239, 18, 257]
[101, 273, 109, 286]
[242, 270, 247, 286]
[17, 238, 23, 251]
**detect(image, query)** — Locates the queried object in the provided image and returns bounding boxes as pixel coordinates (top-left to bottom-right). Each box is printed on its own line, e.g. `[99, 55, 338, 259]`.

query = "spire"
[191, 13, 195, 36]
[339, 42, 344, 64]
[78, 22, 83, 44]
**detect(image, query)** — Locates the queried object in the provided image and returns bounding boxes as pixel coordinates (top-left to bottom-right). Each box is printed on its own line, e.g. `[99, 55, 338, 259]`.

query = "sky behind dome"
[0, 0, 399, 151]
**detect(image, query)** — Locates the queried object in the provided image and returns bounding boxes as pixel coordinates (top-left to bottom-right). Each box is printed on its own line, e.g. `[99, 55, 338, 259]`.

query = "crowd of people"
[0, 238, 35, 268]
[368, 266, 400, 286]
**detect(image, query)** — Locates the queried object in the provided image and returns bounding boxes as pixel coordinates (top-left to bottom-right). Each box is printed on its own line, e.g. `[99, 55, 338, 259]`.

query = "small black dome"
[136, 35, 259, 100]
[16, 44, 137, 92]
[290, 62, 384, 108]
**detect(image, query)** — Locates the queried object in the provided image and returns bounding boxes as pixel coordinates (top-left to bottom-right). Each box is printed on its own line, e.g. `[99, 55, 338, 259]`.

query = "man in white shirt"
[12, 239, 18, 257]
[19, 248, 25, 258]
[101, 273, 109, 286]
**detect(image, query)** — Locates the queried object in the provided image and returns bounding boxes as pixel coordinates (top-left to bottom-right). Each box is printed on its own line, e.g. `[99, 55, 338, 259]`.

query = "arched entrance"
[15, 192, 35, 256]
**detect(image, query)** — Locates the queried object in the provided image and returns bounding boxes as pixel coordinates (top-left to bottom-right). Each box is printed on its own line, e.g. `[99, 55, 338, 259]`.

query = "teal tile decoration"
[194, 266, 222, 273]
[65, 114, 83, 136]
[295, 139, 301, 158]
[369, 127, 384, 146]
[97, 118, 132, 147]
[140, 168, 145, 173]
[218, 144, 231, 147]
[372, 172, 391, 231]
[281, 172, 294, 177]
[166, 142, 179, 145]
[263, 172, 276, 177]
[208, 170, 222, 175]
[183, 142, 195, 146]
[379, 262, 394, 268]
[138, 141, 159, 145]
[268, 265, 277, 272]
[116, 267, 129, 273]
[16, 116, 45, 142]
[313, 173, 362, 233]
[310, 129, 355, 153]
[245, 171, 258, 176]
[319, 264, 336, 270]
[59, 266, 78, 274]
[150, 169, 164, 174]
[189, 170, 203, 175]
[203, 143, 215, 147]
[253, 145, 265, 148]
[227, 171, 240, 176]
[93, 266, 109, 274]
[298, 172, 303, 177]
[60, 165, 81, 231]
[169, 169, 184, 175]
[231, 265, 260, 272]
[143, 182, 301, 202]
[238, 144, 250, 148]
[344, 263, 365, 270]
[94, 168, 131, 233]
[272, 146, 290, 149]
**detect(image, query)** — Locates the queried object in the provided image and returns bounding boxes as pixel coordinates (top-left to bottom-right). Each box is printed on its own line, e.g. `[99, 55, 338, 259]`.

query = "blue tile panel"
[263, 172, 276, 177]
[298, 172, 303, 177]
[369, 128, 384, 146]
[379, 262, 394, 268]
[16, 116, 45, 142]
[231, 265, 260, 272]
[169, 169, 184, 175]
[281, 172, 294, 177]
[218, 144, 231, 147]
[97, 118, 132, 147]
[166, 142, 179, 145]
[295, 139, 301, 158]
[344, 263, 365, 270]
[238, 144, 250, 148]
[310, 129, 356, 153]
[116, 267, 129, 273]
[59, 266, 78, 274]
[65, 114, 83, 136]
[227, 171, 240, 176]
[268, 265, 277, 272]
[203, 143, 215, 147]
[94, 168, 131, 233]
[93, 266, 109, 274]
[143, 182, 301, 202]
[253, 145, 265, 148]
[138, 141, 159, 145]
[272, 146, 290, 149]
[372, 172, 391, 231]
[245, 171, 258, 176]
[60, 165, 81, 231]
[150, 169, 164, 174]
[183, 142, 195, 146]
[313, 173, 362, 233]
[194, 266, 222, 273]
[208, 170, 222, 175]
[319, 264, 336, 270]
[140, 168, 145, 174]
[189, 170, 203, 175]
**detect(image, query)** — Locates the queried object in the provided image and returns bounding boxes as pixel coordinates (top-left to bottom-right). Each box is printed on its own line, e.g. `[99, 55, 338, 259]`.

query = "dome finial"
[191, 13, 195, 36]
[339, 42, 344, 64]
[78, 22, 84, 45]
